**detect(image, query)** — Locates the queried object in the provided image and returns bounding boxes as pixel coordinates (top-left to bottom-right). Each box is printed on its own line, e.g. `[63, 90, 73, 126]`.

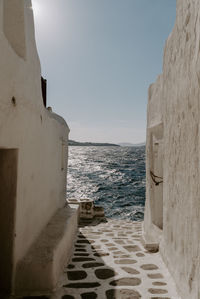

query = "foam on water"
[67, 146, 146, 221]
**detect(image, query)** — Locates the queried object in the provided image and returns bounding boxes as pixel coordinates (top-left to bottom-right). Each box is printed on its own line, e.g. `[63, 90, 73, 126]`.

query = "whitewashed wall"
[0, 0, 69, 288]
[144, 0, 200, 298]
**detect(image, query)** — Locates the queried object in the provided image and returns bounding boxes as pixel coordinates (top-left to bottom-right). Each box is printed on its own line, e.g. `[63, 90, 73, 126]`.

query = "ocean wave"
[67, 146, 146, 221]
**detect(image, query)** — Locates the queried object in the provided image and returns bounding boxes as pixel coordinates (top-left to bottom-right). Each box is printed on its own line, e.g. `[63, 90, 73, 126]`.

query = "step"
[15, 204, 79, 295]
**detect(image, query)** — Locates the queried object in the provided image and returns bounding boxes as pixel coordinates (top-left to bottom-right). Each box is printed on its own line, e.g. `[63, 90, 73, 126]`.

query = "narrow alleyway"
[53, 219, 180, 299]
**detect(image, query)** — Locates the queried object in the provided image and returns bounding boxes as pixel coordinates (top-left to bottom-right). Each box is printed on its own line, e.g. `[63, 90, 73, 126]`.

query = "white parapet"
[15, 205, 79, 295]
[67, 198, 105, 219]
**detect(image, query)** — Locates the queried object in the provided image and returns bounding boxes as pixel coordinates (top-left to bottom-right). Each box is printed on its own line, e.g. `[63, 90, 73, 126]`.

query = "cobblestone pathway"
[54, 219, 180, 299]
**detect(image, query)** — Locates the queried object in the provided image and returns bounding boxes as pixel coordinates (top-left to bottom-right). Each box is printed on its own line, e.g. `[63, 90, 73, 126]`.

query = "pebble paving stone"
[95, 268, 116, 279]
[81, 292, 97, 299]
[67, 270, 87, 280]
[152, 281, 167, 286]
[121, 266, 140, 275]
[109, 277, 141, 286]
[74, 253, 90, 257]
[148, 288, 168, 294]
[72, 257, 95, 262]
[63, 282, 100, 288]
[148, 273, 164, 279]
[136, 252, 145, 257]
[114, 258, 137, 264]
[106, 289, 141, 299]
[82, 262, 105, 268]
[94, 252, 109, 257]
[53, 219, 180, 298]
[123, 245, 141, 252]
[140, 264, 159, 270]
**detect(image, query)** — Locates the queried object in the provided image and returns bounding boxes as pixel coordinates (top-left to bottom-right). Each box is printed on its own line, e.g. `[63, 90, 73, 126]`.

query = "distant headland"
[69, 139, 120, 146]
[118, 142, 146, 147]
[69, 140, 145, 147]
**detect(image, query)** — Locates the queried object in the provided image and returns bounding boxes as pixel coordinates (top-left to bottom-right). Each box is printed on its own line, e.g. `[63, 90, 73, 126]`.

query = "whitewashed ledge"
[15, 205, 79, 296]
[67, 198, 105, 220]
[14, 199, 105, 296]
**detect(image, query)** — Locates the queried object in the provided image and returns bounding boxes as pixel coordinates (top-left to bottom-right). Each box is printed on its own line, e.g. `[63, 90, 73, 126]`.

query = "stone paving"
[52, 218, 180, 299]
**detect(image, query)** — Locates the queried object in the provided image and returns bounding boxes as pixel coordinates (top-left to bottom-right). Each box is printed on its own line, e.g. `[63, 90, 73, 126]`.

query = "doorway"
[149, 124, 163, 230]
[0, 149, 18, 294]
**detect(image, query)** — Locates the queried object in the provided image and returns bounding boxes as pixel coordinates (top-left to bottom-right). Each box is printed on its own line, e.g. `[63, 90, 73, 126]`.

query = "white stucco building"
[0, 0, 78, 296]
[144, 0, 200, 298]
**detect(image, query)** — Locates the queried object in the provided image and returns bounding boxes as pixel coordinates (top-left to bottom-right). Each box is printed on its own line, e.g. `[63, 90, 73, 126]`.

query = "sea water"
[67, 146, 145, 221]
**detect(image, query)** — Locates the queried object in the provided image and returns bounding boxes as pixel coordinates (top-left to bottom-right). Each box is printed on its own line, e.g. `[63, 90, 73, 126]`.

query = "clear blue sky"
[32, 0, 176, 144]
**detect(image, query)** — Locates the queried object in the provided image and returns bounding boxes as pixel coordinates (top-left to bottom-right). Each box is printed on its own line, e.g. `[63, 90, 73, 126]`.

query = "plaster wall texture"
[0, 0, 69, 291]
[144, 75, 164, 244]
[144, 0, 200, 298]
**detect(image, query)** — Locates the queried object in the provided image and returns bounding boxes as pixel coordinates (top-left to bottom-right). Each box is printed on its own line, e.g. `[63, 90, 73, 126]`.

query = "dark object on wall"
[0, 149, 18, 294]
[150, 170, 163, 186]
[11, 96, 16, 106]
[41, 77, 47, 107]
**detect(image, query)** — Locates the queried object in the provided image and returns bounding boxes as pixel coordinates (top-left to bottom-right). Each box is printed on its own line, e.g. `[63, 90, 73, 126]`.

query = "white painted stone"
[15, 205, 79, 295]
[0, 0, 76, 295]
[67, 198, 105, 219]
[144, 0, 200, 298]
